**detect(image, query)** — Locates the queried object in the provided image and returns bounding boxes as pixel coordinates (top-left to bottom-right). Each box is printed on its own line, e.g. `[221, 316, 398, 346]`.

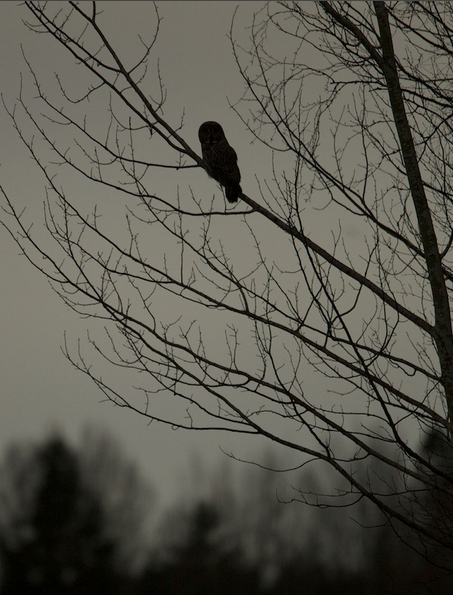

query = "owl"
[198, 121, 242, 203]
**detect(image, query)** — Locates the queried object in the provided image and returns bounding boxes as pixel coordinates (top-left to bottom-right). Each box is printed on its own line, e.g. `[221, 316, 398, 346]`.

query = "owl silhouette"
[198, 121, 242, 203]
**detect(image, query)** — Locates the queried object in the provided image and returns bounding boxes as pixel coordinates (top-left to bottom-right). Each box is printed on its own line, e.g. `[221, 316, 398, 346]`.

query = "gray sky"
[0, 1, 273, 507]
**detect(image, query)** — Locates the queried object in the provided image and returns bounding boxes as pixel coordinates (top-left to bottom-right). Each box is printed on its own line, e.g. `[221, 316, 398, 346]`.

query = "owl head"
[198, 121, 226, 145]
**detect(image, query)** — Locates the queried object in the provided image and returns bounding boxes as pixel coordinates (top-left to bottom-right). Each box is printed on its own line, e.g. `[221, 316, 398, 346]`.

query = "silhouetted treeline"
[0, 434, 126, 594]
[0, 429, 452, 595]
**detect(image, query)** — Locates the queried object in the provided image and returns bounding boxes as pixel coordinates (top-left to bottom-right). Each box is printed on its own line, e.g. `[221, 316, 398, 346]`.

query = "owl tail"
[225, 182, 242, 203]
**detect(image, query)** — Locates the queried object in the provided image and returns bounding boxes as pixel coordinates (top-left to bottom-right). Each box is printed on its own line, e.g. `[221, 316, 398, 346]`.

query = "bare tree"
[2, 0, 453, 563]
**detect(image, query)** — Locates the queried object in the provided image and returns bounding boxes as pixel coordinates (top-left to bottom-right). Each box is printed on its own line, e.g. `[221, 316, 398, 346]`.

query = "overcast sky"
[0, 1, 277, 507]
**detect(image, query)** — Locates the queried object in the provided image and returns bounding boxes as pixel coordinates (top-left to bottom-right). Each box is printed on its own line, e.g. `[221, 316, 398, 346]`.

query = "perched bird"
[198, 121, 242, 203]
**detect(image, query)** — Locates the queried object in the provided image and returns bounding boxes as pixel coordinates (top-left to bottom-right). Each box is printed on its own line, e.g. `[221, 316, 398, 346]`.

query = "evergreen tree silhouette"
[141, 501, 260, 595]
[0, 436, 124, 594]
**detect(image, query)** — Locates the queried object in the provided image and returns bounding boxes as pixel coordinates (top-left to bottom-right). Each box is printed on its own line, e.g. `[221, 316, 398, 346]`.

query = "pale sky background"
[0, 1, 287, 508]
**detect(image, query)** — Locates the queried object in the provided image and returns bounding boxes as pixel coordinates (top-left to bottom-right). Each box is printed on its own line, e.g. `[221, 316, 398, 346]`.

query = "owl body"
[198, 121, 242, 203]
